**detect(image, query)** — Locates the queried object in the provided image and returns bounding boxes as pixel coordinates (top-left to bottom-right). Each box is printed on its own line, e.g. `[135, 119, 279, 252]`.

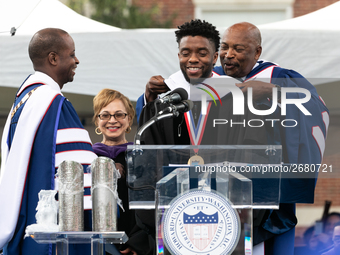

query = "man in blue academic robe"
[0, 28, 97, 255]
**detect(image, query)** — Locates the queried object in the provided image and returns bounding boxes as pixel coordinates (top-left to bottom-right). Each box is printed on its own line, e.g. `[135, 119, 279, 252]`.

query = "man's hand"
[145, 75, 170, 102]
[236, 80, 277, 102]
[120, 247, 138, 255]
[115, 163, 125, 178]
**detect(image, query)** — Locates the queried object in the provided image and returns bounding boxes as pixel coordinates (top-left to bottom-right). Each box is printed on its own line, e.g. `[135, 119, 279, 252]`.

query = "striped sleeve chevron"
[55, 99, 97, 169]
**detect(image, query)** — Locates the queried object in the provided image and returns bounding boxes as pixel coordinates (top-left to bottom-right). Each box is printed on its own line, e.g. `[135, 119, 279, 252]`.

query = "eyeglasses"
[97, 112, 128, 121]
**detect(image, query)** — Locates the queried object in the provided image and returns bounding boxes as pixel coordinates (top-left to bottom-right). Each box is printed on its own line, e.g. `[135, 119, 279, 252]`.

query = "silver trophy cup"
[91, 157, 118, 231]
[57, 160, 84, 231]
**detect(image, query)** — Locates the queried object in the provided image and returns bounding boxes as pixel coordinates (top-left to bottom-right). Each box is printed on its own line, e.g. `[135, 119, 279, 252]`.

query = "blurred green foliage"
[65, 0, 176, 28]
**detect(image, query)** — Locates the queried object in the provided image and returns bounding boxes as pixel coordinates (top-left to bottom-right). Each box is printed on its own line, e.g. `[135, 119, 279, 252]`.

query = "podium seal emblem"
[163, 190, 240, 255]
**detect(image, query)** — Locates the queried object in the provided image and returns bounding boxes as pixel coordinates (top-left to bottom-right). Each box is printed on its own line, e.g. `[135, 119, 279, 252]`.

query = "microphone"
[168, 99, 193, 114]
[158, 88, 188, 104]
[158, 100, 193, 116]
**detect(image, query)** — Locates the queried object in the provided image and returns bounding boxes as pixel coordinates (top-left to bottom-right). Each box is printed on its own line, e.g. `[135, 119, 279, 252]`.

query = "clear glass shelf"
[27, 231, 128, 244]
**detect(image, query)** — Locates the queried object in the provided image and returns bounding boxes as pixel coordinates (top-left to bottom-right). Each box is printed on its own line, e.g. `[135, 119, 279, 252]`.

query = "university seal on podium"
[163, 190, 240, 255]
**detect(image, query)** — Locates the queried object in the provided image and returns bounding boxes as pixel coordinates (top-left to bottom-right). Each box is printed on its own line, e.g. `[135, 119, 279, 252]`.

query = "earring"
[95, 127, 102, 135]
[125, 126, 132, 134]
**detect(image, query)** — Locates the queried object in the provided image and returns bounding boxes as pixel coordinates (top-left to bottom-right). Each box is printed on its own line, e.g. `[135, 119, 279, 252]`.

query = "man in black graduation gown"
[134, 19, 223, 255]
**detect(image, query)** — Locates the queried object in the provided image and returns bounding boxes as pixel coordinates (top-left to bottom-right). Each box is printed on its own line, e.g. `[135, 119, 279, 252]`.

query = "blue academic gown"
[214, 61, 329, 254]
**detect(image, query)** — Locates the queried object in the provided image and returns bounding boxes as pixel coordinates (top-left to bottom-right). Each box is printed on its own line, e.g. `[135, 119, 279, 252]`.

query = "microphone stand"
[130, 110, 178, 191]
[130, 99, 191, 191]
[134, 112, 176, 145]
[134, 100, 192, 145]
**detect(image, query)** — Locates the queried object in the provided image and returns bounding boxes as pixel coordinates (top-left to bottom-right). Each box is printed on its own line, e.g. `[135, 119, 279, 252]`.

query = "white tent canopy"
[0, 0, 120, 35]
[1, 0, 340, 115]
[259, 2, 340, 31]
[258, 1, 340, 80]
[258, 2, 340, 114]
[0, 0, 178, 108]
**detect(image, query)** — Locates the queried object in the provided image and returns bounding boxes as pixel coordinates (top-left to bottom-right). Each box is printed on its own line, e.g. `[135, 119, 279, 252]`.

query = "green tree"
[66, 0, 88, 16]
[65, 0, 176, 28]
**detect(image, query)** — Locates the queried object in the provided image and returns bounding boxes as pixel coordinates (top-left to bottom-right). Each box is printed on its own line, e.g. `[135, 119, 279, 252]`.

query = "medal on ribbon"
[185, 99, 212, 165]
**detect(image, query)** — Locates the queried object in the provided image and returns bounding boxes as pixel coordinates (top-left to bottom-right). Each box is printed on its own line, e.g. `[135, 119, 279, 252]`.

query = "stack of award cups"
[57, 160, 84, 231]
[91, 157, 118, 231]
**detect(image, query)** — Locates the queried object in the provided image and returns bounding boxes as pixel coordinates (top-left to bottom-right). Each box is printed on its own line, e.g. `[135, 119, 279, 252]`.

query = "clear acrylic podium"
[127, 145, 282, 255]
